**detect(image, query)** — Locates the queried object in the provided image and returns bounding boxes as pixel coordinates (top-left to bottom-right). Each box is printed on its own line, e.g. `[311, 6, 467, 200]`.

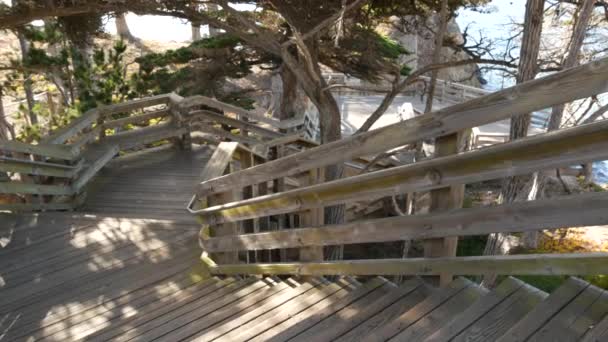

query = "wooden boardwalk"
[2, 145, 608, 341]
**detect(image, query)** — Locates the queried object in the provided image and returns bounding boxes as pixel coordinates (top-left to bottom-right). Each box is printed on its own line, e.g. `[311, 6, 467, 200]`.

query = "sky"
[100, 1, 529, 43]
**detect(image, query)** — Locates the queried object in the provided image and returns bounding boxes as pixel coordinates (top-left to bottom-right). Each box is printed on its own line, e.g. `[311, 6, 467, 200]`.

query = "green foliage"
[376, 33, 410, 59]
[400, 65, 413, 76]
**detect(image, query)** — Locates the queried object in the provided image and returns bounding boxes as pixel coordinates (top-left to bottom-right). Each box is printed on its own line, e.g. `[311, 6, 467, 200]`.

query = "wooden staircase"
[80, 275, 608, 341]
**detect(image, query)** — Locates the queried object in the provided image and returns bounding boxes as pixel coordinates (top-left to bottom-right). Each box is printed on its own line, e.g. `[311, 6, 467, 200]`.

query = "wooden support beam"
[194, 119, 608, 225]
[298, 167, 324, 262]
[200, 191, 608, 253]
[424, 133, 464, 287]
[197, 57, 608, 196]
[43, 108, 100, 145]
[209, 253, 608, 276]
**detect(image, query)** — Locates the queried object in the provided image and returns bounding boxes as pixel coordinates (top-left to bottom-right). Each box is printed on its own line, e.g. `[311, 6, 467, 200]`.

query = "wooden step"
[497, 277, 591, 342]
[427, 276, 547, 342]
[332, 277, 431, 342]
[358, 277, 477, 341]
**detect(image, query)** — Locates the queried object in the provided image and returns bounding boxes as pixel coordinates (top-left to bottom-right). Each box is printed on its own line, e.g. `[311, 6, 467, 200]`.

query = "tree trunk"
[278, 65, 298, 121]
[115, 12, 136, 42]
[547, 0, 595, 131]
[483, 0, 544, 287]
[16, 30, 37, 126]
[0, 86, 13, 140]
[424, 0, 449, 114]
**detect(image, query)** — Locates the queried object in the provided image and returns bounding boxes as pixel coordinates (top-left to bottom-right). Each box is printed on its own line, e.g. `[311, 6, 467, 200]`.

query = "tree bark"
[115, 12, 136, 42]
[483, 0, 544, 287]
[191, 21, 202, 41]
[424, 0, 449, 114]
[278, 65, 298, 121]
[15, 27, 37, 126]
[548, 0, 595, 131]
[0, 86, 13, 140]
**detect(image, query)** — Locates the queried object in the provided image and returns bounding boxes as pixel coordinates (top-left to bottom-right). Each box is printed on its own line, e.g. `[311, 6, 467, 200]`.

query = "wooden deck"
[82, 145, 213, 220]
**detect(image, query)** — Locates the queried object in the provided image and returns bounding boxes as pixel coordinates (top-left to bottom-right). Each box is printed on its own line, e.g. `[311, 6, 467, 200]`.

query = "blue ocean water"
[594, 161, 608, 185]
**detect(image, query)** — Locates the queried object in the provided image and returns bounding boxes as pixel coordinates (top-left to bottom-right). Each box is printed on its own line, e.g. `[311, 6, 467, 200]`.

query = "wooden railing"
[0, 90, 312, 213]
[192, 57, 608, 279]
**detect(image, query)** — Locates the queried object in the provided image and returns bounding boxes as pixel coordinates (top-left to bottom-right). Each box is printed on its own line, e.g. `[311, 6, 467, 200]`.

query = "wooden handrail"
[200, 191, 608, 253]
[0, 139, 77, 160]
[209, 253, 608, 276]
[194, 119, 608, 225]
[196, 57, 608, 197]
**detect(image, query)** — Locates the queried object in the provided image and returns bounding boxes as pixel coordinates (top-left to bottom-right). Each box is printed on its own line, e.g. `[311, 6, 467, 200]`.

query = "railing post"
[423, 132, 466, 287]
[208, 162, 240, 265]
[298, 167, 324, 262]
[169, 94, 192, 151]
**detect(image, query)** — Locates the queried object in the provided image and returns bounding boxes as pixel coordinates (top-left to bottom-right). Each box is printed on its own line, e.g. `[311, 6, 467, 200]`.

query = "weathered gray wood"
[197, 57, 608, 196]
[186, 280, 320, 341]
[581, 314, 608, 342]
[426, 277, 525, 341]
[0, 156, 82, 178]
[527, 284, 608, 342]
[335, 280, 430, 342]
[254, 278, 389, 342]
[102, 122, 188, 150]
[102, 108, 170, 129]
[388, 282, 487, 341]
[99, 94, 170, 116]
[189, 110, 283, 138]
[179, 95, 304, 130]
[200, 191, 608, 253]
[210, 253, 608, 277]
[0, 180, 72, 195]
[191, 121, 263, 146]
[359, 277, 473, 342]
[450, 283, 547, 342]
[496, 277, 590, 342]
[43, 108, 100, 144]
[1, 139, 75, 160]
[72, 144, 119, 192]
[0, 201, 74, 211]
[195, 119, 608, 225]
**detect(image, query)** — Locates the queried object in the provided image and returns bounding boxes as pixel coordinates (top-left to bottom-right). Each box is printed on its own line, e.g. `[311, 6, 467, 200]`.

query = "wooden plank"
[179, 95, 304, 130]
[210, 253, 608, 277]
[102, 108, 170, 129]
[101, 122, 188, 150]
[335, 279, 431, 342]
[83, 278, 241, 342]
[426, 276, 525, 341]
[197, 57, 608, 196]
[0, 156, 81, 178]
[191, 121, 262, 146]
[0, 180, 72, 196]
[99, 94, 170, 116]
[199, 191, 608, 253]
[581, 314, 608, 342]
[43, 108, 100, 144]
[72, 144, 119, 192]
[496, 277, 590, 342]
[359, 277, 473, 342]
[150, 278, 292, 342]
[189, 110, 283, 139]
[251, 278, 389, 341]
[299, 168, 324, 262]
[213, 280, 351, 342]
[186, 280, 320, 341]
[388, 282, 487, 341]
[297, 278, 423, 342]
[115, 278, 271, 342]
[450, 283, 547, 342]
[0, 139, 75, 160]
[424, 133, 463, 287]
[195, 119, 608, 225]
[527, 285, 608, 341]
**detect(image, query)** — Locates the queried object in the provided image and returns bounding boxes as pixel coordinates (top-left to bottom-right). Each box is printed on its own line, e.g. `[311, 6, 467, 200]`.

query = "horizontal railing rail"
[191, 56, 608, 280]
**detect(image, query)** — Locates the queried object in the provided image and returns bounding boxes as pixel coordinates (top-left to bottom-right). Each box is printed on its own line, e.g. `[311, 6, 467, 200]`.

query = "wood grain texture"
[195, 119, 608, 225]
[210, 253, 608, 277]
[197, 57, 608, 196]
